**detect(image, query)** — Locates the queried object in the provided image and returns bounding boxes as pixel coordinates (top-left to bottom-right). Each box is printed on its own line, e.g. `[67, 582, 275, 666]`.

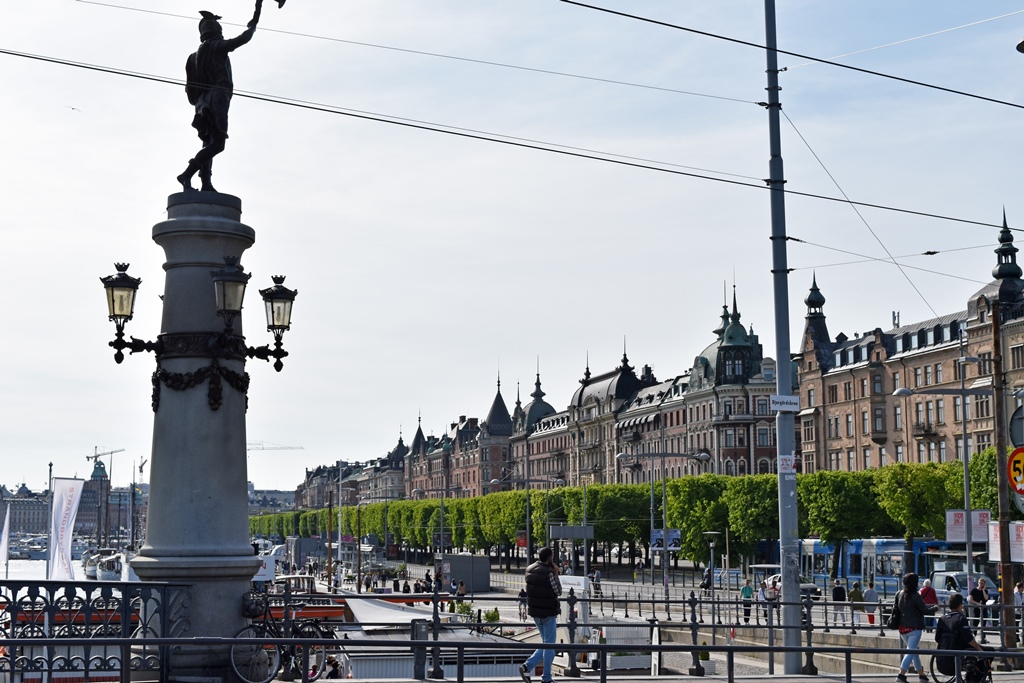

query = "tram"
[798, 537, 950, 595]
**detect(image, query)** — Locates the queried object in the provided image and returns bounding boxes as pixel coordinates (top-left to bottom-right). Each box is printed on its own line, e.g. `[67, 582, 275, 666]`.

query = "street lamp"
[893, 333, 988, 593]
[490, 477, 564, 566]
[411, 485, 465, 680]
[704, 531, 721, 625]
[616, 451, 711, 594]
[102, 259, 297, 373]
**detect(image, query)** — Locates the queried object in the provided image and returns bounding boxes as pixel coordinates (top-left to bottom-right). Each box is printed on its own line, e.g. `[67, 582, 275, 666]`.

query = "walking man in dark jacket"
[519, 546, 562, 683]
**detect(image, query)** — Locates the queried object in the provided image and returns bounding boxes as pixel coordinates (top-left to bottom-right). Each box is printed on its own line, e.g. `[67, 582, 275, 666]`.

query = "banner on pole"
[945, 509, 991, 544]
[49, 478, 84, 580]
[0, 505, 9, 575]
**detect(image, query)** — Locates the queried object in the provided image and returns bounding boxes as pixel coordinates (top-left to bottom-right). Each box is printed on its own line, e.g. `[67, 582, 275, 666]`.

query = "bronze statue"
[177, 0, 282, 192]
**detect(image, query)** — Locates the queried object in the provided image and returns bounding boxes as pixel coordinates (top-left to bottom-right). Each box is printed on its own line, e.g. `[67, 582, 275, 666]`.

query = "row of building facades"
[293, 224, 1024, 508]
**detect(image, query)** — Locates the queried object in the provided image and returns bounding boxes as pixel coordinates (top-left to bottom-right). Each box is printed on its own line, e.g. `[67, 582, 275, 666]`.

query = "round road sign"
[1010, 447, 1024, 495]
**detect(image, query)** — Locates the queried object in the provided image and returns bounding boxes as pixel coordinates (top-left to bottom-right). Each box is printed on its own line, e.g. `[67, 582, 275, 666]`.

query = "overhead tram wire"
[0, 46, 1013, 233]
[559, 0, 1024, 113]
[789, 239, 992, 285]
[74, 0, 752, 105]
[782, 9, 1024, 70]
[781, 109, 939, 318]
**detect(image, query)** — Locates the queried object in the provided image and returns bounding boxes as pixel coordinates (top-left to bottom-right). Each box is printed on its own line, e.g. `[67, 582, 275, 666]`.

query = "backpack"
[934, 612, 966, 676]
[885, 591, 902, 630]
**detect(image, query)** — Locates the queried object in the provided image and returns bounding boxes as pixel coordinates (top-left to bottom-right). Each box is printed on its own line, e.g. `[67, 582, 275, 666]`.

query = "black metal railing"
[0, 578, 191, 683]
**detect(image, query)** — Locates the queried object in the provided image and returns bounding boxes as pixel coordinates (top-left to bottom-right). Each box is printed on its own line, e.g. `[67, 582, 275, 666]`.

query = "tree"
[799, 470, 888, 576]
[667, 475, 728, 565]
[874, 462, 951, 540]
[722, 474, 779, 561]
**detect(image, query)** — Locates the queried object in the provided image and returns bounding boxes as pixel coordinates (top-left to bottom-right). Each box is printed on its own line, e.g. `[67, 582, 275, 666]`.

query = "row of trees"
[249, 448, 1015, 566]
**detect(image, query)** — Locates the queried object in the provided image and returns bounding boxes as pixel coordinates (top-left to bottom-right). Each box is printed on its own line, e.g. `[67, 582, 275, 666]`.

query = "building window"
[917, 442, 926, 463]
[874, 407, 885, 431]
[1012, 345, 1024, 370]
[924, 365, 933, 386]
[757, 428, 771, 447]
[929, 442, 937, 463]
[894, 371, 901, 390]
[977, 432, 992, 451]
[926, 401, 935, 425]
[860, 378, 868, 397]
[894, 404, 903, 430]
[724, 429, 735, 448]
[828, 385, 838, 403]
[935, 363, 943, 383]
[863, 447, 871, 470]
[937, 399, 945, 424]
[844, 382, 853, 401]
[846, 414, 853, 437]
[915, 402, 924, 425]
[802, 419, 815, 442]
[896, 444, 904, 463]
[848, 450, 856, 471]
[807, 388, 816, 407]
[873, 375, 883, 394]
[914, 367, 923, 387]
[939, 441, 947, 462]
[861, 410, 869, 434]
[976, 395, 991, 418]
[829, 451, 839, 471]
[979, 352, 993, 376]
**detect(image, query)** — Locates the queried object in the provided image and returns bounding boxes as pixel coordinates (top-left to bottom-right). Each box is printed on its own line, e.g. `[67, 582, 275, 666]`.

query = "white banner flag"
[49, 478, 84, 580]
[0, 505, 9, 573]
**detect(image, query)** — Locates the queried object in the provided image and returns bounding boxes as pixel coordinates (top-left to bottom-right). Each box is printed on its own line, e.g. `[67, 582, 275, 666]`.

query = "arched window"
[758, 458, 771, 474]
[725, 459, 736, 475]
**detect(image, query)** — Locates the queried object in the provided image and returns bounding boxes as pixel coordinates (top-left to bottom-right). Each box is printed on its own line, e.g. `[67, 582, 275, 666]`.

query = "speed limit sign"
[1009, 447, 1024, 495]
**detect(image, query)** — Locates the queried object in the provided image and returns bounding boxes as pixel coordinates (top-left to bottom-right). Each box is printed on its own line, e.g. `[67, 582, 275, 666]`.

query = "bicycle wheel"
[929, 655, 955, 683]
[230, 624, 282, 683]
[293, 623, 328, 682]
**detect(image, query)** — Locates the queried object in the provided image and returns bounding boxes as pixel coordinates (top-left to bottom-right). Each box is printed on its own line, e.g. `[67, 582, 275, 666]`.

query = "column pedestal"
[131, 192, 262, 680]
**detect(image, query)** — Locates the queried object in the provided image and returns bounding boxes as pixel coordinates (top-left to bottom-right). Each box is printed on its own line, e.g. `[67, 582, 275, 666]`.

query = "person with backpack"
[894, 572, 938, 683]
[934, 594, 984, 680]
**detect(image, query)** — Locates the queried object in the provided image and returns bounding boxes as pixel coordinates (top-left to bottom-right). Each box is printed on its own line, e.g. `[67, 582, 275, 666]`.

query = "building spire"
[730, 285, 741, 324]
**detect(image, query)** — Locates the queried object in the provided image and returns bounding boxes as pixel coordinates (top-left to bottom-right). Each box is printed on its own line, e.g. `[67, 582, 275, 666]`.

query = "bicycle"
[230, 590, 336, 683]
[929, 651, 993, 683]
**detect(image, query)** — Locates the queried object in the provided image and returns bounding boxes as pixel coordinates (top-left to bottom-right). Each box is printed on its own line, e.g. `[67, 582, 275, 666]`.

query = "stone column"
[131, 192, 262, 679]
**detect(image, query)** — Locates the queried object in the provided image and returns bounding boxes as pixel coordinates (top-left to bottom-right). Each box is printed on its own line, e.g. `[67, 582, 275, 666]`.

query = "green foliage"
[874, 462, 952, 540]
[251, 463, 993, 556]
[483, 607, 500, 623]
[454, 600, 474, 616]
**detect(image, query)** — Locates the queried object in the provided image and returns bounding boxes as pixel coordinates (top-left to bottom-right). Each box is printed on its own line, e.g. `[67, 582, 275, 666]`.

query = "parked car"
[766, 573, 822, 600]
[931, 571, 1000, 605]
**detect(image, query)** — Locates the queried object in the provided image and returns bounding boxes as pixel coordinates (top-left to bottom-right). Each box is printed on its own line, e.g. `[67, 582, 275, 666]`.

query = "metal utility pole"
[762, 0, 801, 673]
[991, 300, 1018, 649]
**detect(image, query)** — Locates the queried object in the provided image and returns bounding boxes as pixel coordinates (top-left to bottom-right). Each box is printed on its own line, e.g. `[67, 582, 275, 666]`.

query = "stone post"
[131, 192, 262, 679]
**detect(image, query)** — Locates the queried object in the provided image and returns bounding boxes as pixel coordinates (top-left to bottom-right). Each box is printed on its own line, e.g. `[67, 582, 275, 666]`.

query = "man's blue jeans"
[523, 615, 557, 681]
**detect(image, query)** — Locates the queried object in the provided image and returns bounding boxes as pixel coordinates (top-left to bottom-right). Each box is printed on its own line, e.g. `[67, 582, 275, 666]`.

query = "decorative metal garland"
[151, 358, 250, 412]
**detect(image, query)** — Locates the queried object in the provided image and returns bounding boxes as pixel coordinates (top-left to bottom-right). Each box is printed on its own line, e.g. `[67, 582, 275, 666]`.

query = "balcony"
[912, 422, 939, 441]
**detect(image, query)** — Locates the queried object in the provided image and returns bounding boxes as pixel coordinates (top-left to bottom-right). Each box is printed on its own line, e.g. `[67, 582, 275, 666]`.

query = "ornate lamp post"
[99, 192, 297, 678]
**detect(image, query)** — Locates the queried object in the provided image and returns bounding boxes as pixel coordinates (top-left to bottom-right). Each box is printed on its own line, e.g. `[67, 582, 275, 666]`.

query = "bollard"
[687, 591, 704, 677]
[766, 594, 775, 676]
[801, 593, 818, 675]
[412, 619, 428, 680]
[638, 591, 643, 618]
[566, 589, 581, 678]
[823, 595, 830, 633]
[429, 585, 444, 679]
[878, 599, 886, 638]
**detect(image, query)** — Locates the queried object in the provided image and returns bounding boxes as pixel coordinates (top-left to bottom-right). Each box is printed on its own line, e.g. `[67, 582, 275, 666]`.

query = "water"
[3, 559, 55, 580]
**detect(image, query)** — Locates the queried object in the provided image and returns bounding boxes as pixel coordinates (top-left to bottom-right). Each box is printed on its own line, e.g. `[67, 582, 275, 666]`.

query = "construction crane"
[246, 442, 304, 451]
[86, 447, 125, 547]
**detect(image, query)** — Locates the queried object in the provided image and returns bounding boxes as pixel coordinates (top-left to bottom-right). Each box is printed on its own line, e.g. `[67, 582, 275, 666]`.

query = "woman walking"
[895, 572, 938, 683]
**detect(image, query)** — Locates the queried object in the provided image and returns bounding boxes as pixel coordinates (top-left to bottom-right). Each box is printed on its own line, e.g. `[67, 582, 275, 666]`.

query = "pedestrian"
[969, 578, 988, 629]
[757, 580, 768, 622]
[765, 579, 780, 622]
[920, 579, 939, 632]
[740, 578, 755, 624]
[414, 579, 422, 593]
[592, 568, 602, 597]
[832, 579, 847, 626]
[864, 581, 879, 625]
[325, 657, 340, 679]
[895, 572, 938, 683]
[934, 594, 985, 680]
[362, 574, 371, 593]
[457, 580, 467, 603]
[1014, 581, 1024, 642]
[402, 580, 411, 594]
[449, 578, 458, 596]
[425, 569, 432, 585]
[518, 546, 562, 683]
[849, 582, 865, 626]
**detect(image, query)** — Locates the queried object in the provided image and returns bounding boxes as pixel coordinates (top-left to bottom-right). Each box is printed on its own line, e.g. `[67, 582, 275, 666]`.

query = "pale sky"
[4, 1, 1024, 490]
